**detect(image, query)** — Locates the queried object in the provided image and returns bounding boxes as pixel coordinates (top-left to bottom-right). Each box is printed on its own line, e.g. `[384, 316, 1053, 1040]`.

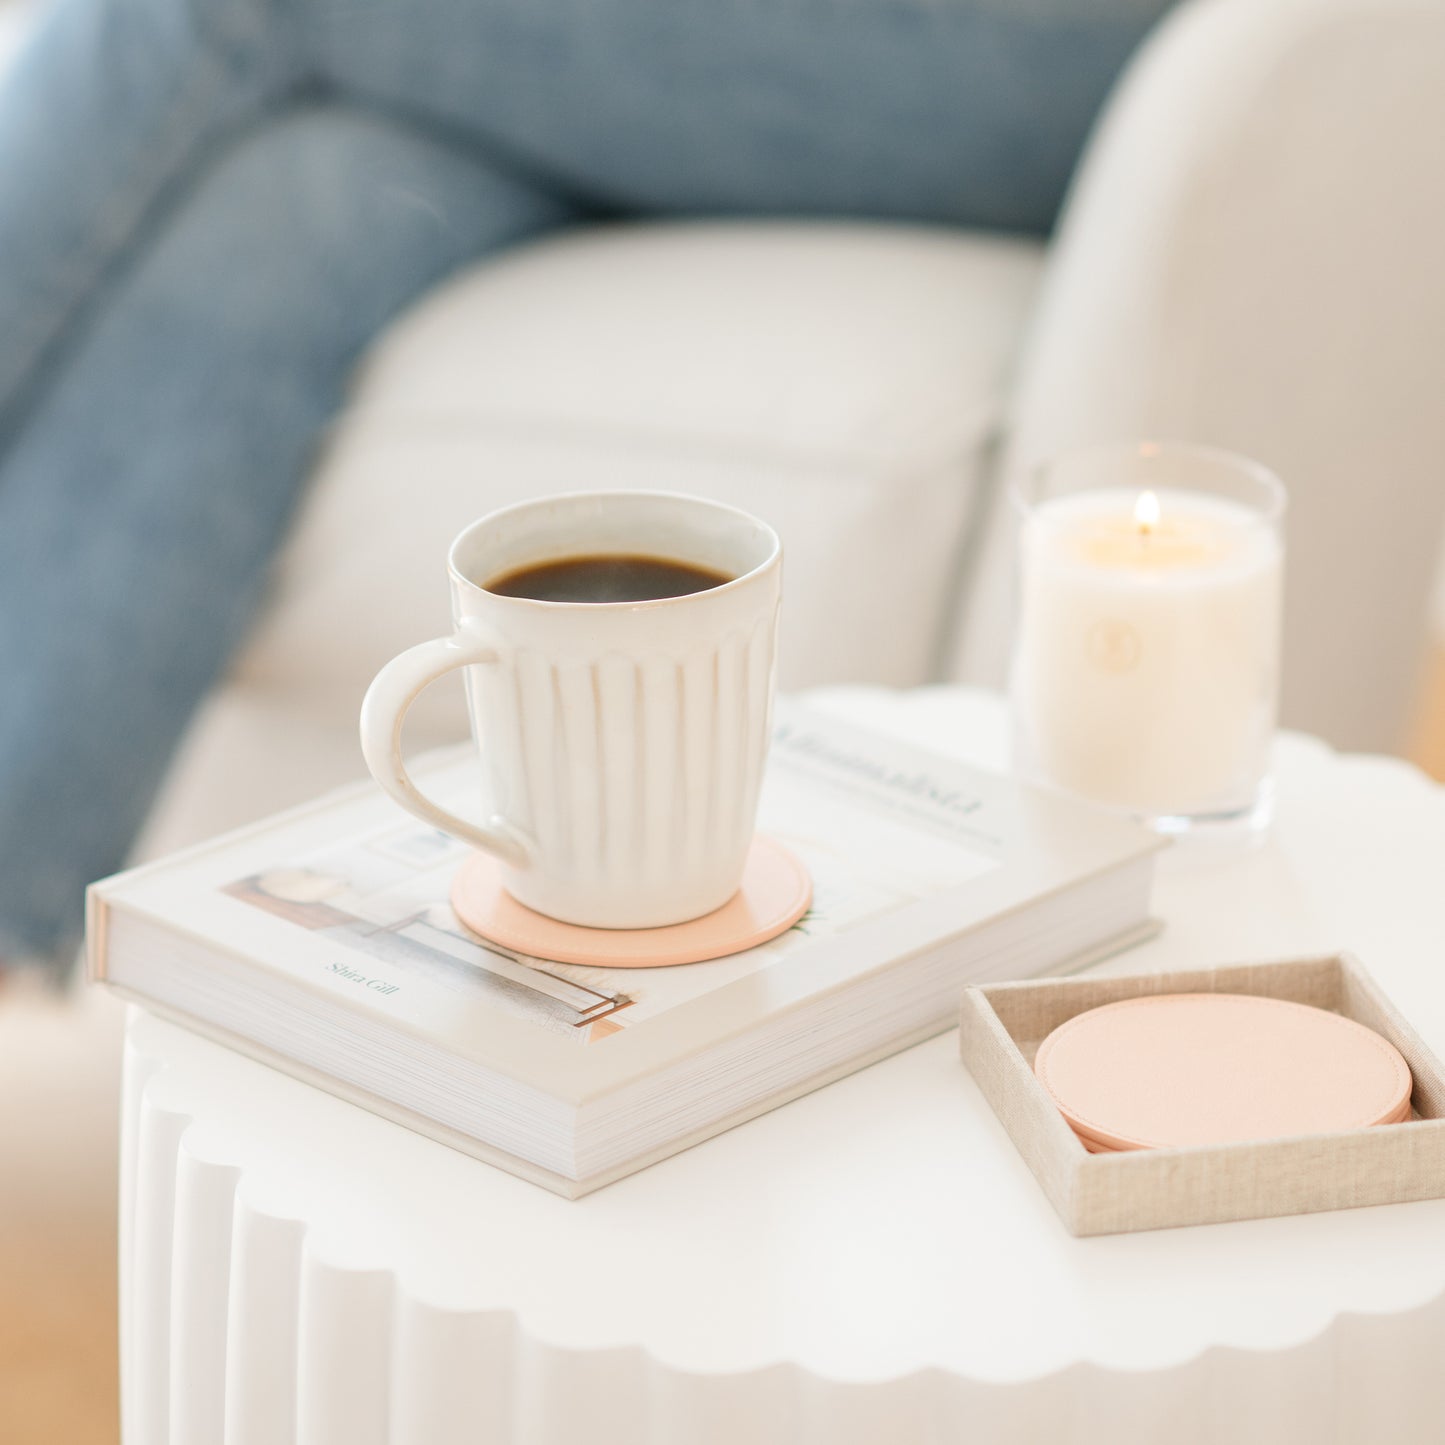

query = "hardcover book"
[89, 699, 1162, 1196]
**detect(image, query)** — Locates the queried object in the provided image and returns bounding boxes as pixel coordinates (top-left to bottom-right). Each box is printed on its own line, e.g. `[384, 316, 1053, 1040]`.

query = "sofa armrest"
[955, 0, 1445, 752]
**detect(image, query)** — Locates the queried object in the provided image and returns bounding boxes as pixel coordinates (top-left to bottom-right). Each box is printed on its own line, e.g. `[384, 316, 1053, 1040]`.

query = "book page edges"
[106, 919, 1159, 1197]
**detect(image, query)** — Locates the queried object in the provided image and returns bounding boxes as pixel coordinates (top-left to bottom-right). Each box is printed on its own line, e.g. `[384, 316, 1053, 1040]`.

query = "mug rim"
[447, 489, 782, 611]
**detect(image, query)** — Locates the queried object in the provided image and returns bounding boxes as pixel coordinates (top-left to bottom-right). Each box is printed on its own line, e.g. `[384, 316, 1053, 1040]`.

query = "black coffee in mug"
[486, 553, 732, 604]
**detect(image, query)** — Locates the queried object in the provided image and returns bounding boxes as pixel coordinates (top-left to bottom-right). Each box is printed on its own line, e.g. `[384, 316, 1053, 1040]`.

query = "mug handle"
[359, 627, 534, 868]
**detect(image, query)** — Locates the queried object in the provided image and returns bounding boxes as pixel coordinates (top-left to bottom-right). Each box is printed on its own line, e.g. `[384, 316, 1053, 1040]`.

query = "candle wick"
[1134, 490, 1161, 539]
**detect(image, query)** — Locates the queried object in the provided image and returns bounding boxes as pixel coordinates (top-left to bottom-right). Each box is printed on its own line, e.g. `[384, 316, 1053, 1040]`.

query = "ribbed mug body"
[451, 492, 781, 929]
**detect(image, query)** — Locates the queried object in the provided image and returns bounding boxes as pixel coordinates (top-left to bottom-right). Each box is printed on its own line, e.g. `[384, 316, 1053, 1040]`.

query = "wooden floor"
[0, 986, 122, 1445]
[0, 1226, 118, 1445]
[2, 647, 1443, 1445]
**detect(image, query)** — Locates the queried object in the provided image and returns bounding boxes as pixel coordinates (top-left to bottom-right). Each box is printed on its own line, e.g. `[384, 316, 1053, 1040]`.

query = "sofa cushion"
[231, 222, 1043, 739]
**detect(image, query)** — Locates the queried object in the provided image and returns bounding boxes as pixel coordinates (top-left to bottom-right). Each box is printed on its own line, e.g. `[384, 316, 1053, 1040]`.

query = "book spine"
[85, 883, 111, 982]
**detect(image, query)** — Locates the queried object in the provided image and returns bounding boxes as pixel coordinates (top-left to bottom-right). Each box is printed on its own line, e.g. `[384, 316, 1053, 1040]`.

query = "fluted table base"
[118, 688, 1445, 1444]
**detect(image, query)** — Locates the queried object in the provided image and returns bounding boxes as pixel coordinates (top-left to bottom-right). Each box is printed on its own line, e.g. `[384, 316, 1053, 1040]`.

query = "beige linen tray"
[958, 954, 1445, 1236]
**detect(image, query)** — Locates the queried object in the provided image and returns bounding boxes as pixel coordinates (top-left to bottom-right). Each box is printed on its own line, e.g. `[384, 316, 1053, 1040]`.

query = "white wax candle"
[1013, 487, 1283, 816]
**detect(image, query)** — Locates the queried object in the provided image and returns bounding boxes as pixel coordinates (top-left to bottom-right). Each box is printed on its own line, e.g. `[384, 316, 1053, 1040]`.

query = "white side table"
[119, 688, 1445, 1445]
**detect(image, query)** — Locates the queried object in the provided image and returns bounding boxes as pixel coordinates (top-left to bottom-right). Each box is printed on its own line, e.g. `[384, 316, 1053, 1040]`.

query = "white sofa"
[131, 0, 1445, 867]
[0, 0, 1440, 860]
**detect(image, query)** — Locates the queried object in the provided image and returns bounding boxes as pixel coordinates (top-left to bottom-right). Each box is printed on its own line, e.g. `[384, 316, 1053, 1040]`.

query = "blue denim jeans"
[0, 0, 1170, 967]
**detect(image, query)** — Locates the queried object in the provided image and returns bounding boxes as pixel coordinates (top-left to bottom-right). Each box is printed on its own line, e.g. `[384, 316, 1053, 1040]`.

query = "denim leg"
[0, 0, 304, 437]
[303, 0, 1173, 234]
[0, 102, 571, 962]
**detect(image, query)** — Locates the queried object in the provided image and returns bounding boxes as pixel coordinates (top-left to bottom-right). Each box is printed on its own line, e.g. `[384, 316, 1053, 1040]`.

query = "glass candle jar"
[1009, 441, 1286, 835]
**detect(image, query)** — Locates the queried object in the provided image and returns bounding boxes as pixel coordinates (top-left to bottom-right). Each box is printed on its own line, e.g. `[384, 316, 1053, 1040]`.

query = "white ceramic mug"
[360, 491, 782, 929]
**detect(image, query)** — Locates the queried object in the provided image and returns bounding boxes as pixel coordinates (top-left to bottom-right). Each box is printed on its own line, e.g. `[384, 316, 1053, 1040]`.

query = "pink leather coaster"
[1034, 993, 1413, 1152]
[450, 837, 812, 968]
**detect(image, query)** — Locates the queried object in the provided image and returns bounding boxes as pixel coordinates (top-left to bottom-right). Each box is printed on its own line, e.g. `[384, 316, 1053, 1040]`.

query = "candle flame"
[1135, 490, 1161, 535]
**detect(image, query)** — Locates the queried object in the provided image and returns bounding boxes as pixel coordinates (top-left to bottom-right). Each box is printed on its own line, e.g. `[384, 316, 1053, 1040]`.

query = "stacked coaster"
[1034, 993, 1413, 1154]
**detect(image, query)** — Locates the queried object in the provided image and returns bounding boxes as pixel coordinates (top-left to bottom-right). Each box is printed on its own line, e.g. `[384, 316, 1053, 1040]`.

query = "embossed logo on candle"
[1086, 618, 1142, 674]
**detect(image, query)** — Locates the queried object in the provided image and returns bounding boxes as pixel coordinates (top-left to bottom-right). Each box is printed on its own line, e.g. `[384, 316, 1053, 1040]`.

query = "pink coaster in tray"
[450, 836, 812, 968]
[1034, 992, 1414, 1153]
